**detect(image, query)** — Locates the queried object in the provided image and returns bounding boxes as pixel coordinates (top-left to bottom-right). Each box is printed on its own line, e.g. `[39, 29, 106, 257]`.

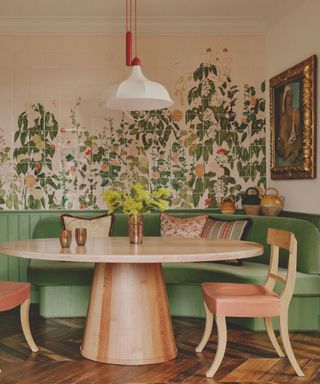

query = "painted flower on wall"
[217, 148, 227, 155]
[25, 174, 36, 189]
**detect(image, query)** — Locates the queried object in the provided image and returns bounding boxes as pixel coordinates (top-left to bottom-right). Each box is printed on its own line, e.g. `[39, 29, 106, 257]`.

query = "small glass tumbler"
[59, 230, 72, 248]
[75, 228, 87, 246]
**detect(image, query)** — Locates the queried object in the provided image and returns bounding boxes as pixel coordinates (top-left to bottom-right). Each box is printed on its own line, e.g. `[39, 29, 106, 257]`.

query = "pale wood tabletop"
[0, 237, 263, 263]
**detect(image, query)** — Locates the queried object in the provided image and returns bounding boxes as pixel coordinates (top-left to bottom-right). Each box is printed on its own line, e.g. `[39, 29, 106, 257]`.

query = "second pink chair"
[196, 228, 304, 378]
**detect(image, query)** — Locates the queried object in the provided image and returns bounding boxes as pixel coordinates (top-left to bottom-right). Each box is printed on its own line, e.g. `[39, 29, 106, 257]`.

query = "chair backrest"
[264, 228, 297, 306]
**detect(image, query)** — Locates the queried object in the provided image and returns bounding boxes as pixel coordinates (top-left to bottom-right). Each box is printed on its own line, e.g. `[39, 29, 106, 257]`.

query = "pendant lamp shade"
[102, 0, 173, 112]
[102, 65, 173, 111]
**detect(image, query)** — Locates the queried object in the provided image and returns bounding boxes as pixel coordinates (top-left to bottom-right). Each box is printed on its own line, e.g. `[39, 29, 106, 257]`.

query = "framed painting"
[270, 55, 317, 179]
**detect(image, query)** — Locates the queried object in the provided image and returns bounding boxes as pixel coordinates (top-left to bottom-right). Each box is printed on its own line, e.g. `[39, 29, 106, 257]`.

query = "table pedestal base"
[80, 262, 177, 365]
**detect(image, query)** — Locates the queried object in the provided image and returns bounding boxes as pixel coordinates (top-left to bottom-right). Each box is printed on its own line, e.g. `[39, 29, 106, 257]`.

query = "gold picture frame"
[270, 55, 317, 179]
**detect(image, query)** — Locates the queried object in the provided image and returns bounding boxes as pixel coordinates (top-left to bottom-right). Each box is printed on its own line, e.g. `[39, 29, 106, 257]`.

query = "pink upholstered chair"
[196, 228, 304, 378]
[0, 282, 38, 358]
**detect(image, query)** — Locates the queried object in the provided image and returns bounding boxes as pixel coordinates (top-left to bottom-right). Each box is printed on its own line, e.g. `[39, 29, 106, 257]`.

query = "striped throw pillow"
[201, 218, 251, 265]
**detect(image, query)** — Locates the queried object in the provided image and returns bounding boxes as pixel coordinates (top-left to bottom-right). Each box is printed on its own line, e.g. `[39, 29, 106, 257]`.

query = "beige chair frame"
[196, 228, 304, 377]
[1, 298, 38, 373]
[20, 298, 39, 354]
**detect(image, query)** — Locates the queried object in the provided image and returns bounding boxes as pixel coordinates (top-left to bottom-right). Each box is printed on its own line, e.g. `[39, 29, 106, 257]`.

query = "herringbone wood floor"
[0, 306, 319, 383]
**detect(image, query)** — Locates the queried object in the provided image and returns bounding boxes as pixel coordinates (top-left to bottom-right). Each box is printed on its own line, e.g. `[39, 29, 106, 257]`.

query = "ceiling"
[0, 0, 304, 35]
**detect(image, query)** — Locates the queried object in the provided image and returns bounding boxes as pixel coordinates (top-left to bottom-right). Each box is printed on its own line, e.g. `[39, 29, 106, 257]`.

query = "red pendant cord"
[126, 0, 128, 32]
[125, 0, 140, 66]
[135, 0, 137, 59]
[125, 0, 132, 66]
[130, 0, 132, 32]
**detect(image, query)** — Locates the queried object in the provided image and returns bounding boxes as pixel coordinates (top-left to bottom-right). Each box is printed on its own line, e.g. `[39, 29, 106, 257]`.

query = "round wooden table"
[0, 237, 263, 365]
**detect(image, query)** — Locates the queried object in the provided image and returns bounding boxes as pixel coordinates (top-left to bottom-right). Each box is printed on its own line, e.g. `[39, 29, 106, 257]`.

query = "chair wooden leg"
[195, 302, 213, 353]
[264, 317, 284, 357]
[206, 315, 227, 378]
[279, 312, 304, 376]
[20, 299, 38, 353]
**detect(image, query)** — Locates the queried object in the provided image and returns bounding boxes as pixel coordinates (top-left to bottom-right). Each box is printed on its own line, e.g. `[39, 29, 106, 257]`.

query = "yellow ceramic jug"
[260, 188, 284, 216]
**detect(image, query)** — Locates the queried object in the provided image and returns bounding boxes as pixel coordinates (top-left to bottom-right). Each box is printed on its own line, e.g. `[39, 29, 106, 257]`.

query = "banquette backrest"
[31, 211, 320, 275]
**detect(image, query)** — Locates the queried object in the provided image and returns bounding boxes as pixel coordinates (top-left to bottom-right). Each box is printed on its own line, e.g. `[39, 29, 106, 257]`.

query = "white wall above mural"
[0, 0, 303, 35]
[0, 35, 266, 210]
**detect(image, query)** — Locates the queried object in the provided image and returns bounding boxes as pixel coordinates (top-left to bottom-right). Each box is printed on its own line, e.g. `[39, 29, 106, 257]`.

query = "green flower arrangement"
[102, 183, 171, 217]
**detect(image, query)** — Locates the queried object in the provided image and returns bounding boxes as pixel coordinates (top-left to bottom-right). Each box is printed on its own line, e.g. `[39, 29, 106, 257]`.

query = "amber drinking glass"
[59, 230, 72, 248]
[75, 228, 87, 246]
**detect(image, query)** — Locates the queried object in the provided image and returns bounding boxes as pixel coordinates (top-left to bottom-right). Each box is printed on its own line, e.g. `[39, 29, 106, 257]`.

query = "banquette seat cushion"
[28, 259, 320, 295]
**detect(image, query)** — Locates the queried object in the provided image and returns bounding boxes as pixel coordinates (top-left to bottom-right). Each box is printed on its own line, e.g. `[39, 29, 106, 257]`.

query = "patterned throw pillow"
[201, 217, 252, 265]
[160, 213, 208, 238]
[61, 213, 113, 238]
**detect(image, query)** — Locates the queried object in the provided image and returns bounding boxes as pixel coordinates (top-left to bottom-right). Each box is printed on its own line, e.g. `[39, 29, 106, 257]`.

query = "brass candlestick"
[75, 228, 87, 246]
[59, 230, 72, 248]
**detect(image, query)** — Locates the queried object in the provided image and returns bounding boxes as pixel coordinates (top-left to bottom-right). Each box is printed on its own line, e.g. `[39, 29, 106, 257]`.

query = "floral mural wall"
[0, 36, 265, 210]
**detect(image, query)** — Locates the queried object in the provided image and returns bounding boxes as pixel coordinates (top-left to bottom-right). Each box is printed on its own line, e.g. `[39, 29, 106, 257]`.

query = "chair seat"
[0, 282, 30, 312]
[202, 282, 281, 317]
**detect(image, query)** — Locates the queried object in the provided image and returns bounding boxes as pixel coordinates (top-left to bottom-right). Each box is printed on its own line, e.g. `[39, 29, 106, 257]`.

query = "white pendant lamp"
[102, 0, 173, 112]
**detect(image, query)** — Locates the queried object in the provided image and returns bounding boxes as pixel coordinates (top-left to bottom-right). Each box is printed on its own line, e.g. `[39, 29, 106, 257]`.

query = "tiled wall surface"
[0, 35, 266, 210]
